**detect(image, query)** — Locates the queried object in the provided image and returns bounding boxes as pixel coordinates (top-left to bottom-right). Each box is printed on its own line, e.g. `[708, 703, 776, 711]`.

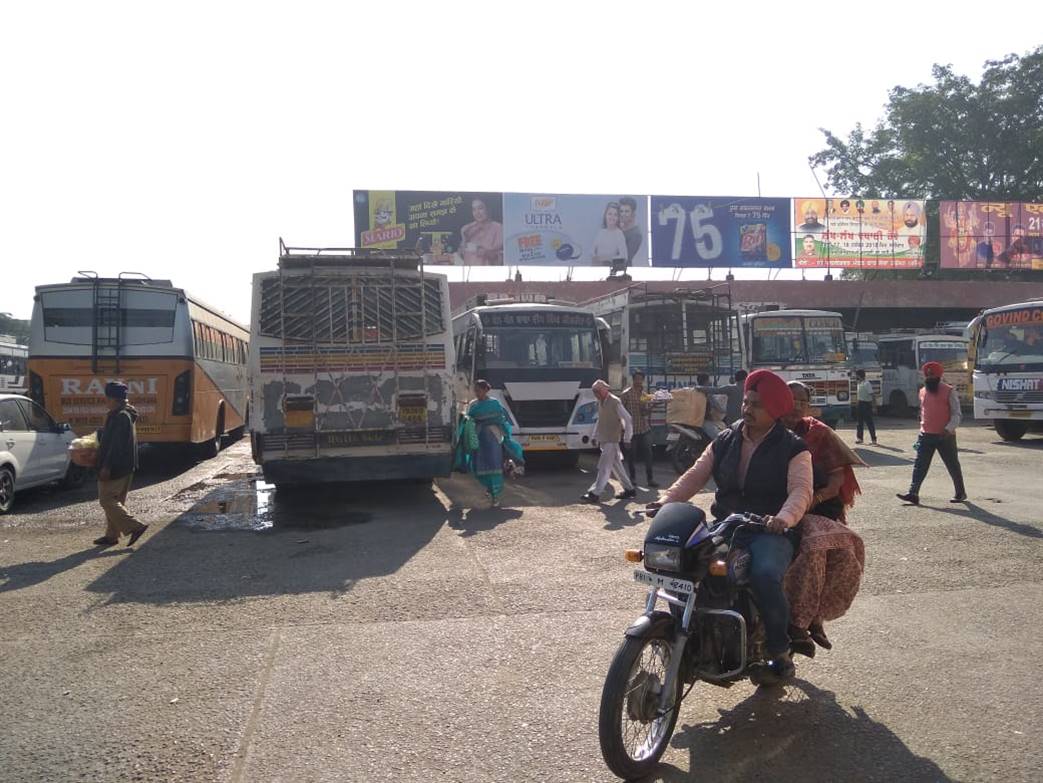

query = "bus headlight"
[837, 390, 849, 401]
[573, 401, 598, 425]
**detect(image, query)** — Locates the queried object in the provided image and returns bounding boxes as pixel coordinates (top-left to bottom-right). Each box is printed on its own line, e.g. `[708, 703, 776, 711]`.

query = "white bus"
[968, 301, 1043, 441]
[738, 310, 850, 426]
[877, 333, 970, 414]
[249, 245, 456, 486]
[844, 332, 882, 408]
[452, 301, 607, 457]
[0, 336, 28, 394]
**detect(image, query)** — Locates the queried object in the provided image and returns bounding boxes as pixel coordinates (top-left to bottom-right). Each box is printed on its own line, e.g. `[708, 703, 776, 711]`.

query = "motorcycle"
[665, 422, 712, 474]
[598, 503, 814, 780]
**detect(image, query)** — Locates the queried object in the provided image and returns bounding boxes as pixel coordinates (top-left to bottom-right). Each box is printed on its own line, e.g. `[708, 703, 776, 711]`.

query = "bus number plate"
[398, 406, 427, 425]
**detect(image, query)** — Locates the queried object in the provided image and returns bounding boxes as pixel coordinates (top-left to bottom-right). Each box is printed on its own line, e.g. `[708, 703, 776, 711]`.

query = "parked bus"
[586, 285, 737, 445]
[0, 336, 28, 394]
[844, 332, 882, 409]
[250, 244, 456, 486]
[28, 274, 248, 457]
[877, 333, 970, 414]
[967, 300, 1043, 441]
[737, 310, 850, 426]
[452, 300, 608, 456]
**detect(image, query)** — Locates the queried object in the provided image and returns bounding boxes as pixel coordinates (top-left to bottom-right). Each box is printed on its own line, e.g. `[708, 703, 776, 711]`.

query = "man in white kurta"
[582, 380, 635, 502]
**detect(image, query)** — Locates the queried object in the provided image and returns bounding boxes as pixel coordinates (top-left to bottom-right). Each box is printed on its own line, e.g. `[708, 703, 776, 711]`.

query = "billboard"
[650, 196, 791, 268]
[939, 201, 1043, 269]
[353, 190, 505, 265]
[791, 197, 926, 269]
[503, 193, 649, 266]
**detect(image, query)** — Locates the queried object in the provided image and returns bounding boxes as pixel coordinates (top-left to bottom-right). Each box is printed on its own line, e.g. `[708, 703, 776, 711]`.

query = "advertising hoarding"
[353, 190, 505, 265]
[650, 196, 791, 268]
[503, 193, 649, 266]
[792, 197, 925, 269]
[939, 201, 1043, 269]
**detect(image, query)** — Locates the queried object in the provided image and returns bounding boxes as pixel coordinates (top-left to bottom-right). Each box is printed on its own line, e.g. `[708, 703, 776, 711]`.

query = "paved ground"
[1, 419, 1042, 782]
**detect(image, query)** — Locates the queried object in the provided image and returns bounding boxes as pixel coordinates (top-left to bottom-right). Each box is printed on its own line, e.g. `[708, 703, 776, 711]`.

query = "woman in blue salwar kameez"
[456, 380, 524, 507]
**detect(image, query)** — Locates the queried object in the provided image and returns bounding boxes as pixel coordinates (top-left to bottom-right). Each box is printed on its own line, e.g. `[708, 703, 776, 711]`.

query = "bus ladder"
[92, 279, 123, 374]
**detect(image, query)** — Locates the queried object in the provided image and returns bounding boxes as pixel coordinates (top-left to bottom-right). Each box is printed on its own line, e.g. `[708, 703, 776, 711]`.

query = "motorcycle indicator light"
[709, 559, 728, 576]
[624, 549, 643, 563]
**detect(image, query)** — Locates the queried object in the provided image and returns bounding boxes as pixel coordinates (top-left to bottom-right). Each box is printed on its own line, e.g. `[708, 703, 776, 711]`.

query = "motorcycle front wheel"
[670, 437, 706, 474]
[598, 627, 684, 780]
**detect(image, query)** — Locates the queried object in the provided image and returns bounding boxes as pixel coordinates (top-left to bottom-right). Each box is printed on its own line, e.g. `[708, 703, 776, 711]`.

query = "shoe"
[646, 480, 659, 488]
[580, 492, 601, 504]
[490, 496, 500, 508]
[855, 439, 864, 444]
[790, 638, 816, 659]
[126, 525, 149, 547]
[93, 536, 118, 547]
[950, 494, 967, 503]
[809, 621, 832, 650]
[615, 489, 637, 500]
[871, 439, 878, 445]
[896, 493, 920, 505]
[751, 652, 795, 686]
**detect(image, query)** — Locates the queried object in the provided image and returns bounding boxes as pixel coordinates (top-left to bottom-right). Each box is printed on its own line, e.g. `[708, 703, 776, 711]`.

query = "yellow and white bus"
[28, 274, 249, 457]
[249, 245, 456, 486]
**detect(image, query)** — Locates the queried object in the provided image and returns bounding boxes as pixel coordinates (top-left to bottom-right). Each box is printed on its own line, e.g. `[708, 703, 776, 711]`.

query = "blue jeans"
[747, 532, 796, 657]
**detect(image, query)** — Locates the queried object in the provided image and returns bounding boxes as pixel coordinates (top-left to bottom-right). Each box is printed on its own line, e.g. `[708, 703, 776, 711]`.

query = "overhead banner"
[353, 190, 505, 265]
[650, 196, 791, 268]
[791, 197, 926, 269]
[939, 201, 1043, 269]
[503, 193, 649, 266]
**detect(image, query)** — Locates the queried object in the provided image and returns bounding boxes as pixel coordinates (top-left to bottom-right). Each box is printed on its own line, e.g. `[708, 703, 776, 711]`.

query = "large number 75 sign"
[658, 203, 723, 262]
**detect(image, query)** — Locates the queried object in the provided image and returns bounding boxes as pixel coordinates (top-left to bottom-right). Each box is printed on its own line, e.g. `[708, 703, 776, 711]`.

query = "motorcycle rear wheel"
[598, 628, 683, 780]
[671, 437, 706, 474]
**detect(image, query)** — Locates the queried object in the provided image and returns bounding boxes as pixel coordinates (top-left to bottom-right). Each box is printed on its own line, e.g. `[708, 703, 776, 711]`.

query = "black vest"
[711, 421, 808, 520]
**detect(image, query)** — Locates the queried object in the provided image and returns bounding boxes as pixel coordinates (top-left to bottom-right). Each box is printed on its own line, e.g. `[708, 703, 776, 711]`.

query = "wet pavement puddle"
[177, 479, 374, 532]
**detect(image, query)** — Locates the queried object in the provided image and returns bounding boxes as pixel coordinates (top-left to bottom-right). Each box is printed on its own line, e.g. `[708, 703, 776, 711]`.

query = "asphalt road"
[1, 419, 1041, 783]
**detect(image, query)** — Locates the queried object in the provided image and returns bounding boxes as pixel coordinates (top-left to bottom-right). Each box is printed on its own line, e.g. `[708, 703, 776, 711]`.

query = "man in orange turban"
[897, 362, 966, 505]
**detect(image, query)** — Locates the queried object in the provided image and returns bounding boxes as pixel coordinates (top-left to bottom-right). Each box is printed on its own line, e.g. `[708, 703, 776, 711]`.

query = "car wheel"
[0, 466, 15, 514]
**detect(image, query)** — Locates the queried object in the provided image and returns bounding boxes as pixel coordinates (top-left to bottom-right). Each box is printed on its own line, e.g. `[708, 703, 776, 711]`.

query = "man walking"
[897, 362, 967, 505]
[581, 380, 636, 503]
[619, 371, 657, 488]
[854, 369, 877, 444]
[93, 381, 149, 547]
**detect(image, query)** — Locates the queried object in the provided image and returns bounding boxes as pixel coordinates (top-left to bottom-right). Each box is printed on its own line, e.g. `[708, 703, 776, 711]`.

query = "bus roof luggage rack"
[278, 238, 420, 271]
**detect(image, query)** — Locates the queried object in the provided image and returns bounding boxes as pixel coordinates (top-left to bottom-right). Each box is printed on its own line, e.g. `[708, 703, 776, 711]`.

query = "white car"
[0, 393, 81, 514]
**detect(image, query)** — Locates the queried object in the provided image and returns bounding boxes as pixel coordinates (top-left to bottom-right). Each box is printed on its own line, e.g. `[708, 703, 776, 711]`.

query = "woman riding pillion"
[455, 380, 524, 507]
[646, 369, 813, 685]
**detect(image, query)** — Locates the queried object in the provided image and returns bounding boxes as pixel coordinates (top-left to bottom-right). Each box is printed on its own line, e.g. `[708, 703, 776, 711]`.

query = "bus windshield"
[482, 326, 600, 370]
[978, 312, 1043, 369]
[846, 341, 879, 366]
[39, 287, 178, 347]
[752, 316, 845, 365]
[919, 342, 968, 370]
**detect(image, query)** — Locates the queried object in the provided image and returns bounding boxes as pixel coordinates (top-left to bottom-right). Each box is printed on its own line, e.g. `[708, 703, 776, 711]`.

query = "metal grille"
[507, 399, 574, 428]
[259, 275, 444, 343]
[995, 391, 1043, 403]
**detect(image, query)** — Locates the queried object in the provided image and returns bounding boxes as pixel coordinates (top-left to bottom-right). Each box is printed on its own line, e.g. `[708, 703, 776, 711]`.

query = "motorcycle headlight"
[644, 544, 681, 572]
[573, 401, 598, 425]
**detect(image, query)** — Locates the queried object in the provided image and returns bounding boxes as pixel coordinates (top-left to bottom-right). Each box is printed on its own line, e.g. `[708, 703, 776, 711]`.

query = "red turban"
[922, 361, 944, 378]
[744, 369, 794, 419]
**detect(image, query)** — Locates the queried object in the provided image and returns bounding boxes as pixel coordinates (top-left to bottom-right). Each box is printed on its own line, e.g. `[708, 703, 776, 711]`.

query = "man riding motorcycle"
[647, 369, 812, 684]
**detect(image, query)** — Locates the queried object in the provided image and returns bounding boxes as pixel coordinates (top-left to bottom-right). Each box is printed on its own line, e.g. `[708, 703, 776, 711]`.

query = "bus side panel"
[192, 359, 249, 443]
[27, 357, 193, 441]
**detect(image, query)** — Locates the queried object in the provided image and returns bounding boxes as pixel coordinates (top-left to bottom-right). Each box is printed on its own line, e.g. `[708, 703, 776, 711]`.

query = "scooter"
[665, 423, 713, 474]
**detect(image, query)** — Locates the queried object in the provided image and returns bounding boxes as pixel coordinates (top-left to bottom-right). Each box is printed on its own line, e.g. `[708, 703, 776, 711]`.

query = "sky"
[2, 1, 1040, 324]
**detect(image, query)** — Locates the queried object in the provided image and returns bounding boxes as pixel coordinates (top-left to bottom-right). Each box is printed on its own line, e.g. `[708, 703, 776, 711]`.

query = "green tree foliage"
[811, 47, 1043, 280]
[0, 313, 30, 345]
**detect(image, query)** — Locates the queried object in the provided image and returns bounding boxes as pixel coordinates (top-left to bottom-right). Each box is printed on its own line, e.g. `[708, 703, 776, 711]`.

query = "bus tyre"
[995, 420, 1028, 442]
[0, 466, 15, 514]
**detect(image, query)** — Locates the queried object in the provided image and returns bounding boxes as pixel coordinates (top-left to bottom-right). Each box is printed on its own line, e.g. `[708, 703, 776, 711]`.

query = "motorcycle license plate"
[633, 569, 695, 595]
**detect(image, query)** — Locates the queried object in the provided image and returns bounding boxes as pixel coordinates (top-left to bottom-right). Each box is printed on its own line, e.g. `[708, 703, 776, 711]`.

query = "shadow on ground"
[82, 478, 448, 603]
[0, 547, 130, 593]
[931, 501, 1043, 539]
[657, 679, 952, 783]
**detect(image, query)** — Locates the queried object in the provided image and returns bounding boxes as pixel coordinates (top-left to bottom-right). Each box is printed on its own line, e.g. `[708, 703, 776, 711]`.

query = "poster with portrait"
[791, 197, 926, 269]
[502, 193, 650, 266]
[352, 190, 505, 265]
[649, 196, 791, 268]
[939, 201, 1043, 270]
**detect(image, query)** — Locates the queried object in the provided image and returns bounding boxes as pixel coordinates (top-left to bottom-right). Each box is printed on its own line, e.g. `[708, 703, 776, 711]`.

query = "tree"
[0, 313, 30, 345]
[811, 47, 1043, 280]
